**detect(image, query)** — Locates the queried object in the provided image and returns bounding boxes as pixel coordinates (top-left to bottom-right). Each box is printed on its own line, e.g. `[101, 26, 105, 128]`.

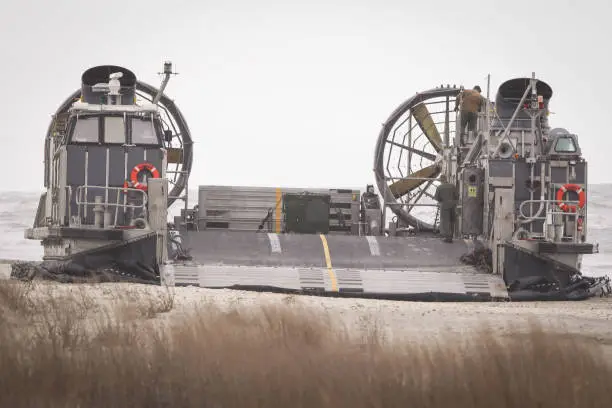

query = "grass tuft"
[0, 279, 610, 407]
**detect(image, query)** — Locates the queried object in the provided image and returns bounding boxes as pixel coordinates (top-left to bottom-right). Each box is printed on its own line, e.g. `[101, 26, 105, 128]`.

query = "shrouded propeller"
[374, 86, 460, 231]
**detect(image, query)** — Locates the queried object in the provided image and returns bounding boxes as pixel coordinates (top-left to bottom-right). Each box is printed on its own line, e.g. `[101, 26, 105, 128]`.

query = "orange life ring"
[556, 183, 586, 212]
[130, 162, 160, 192]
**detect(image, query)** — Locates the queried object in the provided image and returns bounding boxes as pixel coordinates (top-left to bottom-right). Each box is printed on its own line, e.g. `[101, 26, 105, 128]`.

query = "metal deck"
[166, 230, 509, 300]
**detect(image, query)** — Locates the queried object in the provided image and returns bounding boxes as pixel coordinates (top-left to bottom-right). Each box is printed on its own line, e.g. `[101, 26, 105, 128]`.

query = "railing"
[65, 185, 72, 224]
[75, 185, 148, 227]
[489, 117, 537, 128]
[518, 199, 583, 242]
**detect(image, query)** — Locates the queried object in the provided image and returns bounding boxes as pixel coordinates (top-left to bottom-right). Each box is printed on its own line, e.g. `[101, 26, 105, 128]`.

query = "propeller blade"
[389, 164, 440, 198]
[385, 139, 437, 162]
[410, 103, 443, 152]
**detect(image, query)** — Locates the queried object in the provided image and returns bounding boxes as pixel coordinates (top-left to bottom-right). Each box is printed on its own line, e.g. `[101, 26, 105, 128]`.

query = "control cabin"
[35, 66, 168, 232]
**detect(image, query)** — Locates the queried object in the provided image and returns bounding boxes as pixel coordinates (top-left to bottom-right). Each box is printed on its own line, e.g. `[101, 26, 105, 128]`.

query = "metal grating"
[336, 269, 364, 291]
[298, 268, 325, 289]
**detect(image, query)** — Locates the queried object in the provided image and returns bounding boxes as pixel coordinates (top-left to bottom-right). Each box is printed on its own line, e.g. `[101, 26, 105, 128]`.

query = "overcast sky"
[1, 0, 610, 193]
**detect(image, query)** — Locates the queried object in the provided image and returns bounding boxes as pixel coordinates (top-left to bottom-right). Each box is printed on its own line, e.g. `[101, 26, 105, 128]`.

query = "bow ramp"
[166, 230, 508, 301]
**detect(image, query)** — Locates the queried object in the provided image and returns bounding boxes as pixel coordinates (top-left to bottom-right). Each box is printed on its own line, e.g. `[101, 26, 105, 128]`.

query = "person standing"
[434, 175, 459, 243]
[455, 86, 484, 143]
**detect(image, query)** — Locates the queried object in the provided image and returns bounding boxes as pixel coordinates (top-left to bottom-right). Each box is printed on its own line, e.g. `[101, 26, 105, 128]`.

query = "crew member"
[362, 185, 380, 209]
[455, 85, 484, 143]
[434, 175, 458, 243]
[360, 185, 381, 235]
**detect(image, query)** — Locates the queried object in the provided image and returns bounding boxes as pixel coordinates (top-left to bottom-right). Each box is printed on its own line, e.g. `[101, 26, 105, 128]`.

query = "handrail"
[75, 185, 148, 209]
[65, 185, 72, 223]
[75, 185, 148, 226]
[519, 198, 581, 221]
[519, 198, 584, 243]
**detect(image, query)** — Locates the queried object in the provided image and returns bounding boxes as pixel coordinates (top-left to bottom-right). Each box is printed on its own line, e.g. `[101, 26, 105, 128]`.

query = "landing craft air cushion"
[16, 62, 611, 301]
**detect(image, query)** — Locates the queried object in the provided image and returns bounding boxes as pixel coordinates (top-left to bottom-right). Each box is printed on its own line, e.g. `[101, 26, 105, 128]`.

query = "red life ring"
[556, 183, 586, 213]
[130, 162, 160, 192]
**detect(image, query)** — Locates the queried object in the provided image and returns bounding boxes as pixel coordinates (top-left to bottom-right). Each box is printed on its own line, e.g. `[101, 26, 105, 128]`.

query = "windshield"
[555, 137, 576, 153]
[71, 117, 98, 143]
[104, 116, 125, 144]
[131, 118, 160, 145]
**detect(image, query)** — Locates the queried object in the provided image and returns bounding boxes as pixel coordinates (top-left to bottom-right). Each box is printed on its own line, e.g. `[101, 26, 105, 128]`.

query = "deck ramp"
[166, 231, 509, 301]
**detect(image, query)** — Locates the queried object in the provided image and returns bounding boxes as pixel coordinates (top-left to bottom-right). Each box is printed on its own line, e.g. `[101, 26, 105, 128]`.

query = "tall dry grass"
[0, 279, 610, 407]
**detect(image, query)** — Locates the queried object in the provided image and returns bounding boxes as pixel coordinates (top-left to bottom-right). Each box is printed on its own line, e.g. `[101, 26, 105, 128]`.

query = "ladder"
[52, 113, 69, 137]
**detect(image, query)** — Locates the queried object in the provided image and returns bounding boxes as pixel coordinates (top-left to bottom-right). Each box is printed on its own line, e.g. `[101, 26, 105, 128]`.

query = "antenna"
[153, 60, 178, 105]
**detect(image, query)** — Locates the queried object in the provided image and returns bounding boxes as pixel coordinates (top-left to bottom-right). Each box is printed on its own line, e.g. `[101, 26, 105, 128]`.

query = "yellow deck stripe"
[275, 188, 282, 233]
[319, 234, 338, 292]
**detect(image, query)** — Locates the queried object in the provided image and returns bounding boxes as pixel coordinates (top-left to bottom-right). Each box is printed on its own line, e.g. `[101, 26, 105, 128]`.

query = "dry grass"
[0, 280, 610, 407]
[0, 279, 34, 314]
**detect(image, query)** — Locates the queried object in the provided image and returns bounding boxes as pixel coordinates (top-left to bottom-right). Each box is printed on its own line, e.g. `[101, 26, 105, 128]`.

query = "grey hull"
[10, 232, 160, 284]
[166, 230, 509, 301]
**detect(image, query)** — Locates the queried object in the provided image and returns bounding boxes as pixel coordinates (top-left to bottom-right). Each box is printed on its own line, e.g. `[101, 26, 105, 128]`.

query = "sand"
[19, 280, 611, 355]
[2, 257, 611, 358]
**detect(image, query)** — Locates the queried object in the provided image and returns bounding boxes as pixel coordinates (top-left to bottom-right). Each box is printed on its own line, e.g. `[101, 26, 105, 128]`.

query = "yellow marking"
[275, 188, 282, 233]
[319, 234, 338, 292]
[467, 186, 478, 197]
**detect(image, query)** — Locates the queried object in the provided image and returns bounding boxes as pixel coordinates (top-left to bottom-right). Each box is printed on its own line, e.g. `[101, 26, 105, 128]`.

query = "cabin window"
[71, 117, 99, 143]
[555, 137, 577, 153]
[131, 118, 159, 145]
[104, 116, 125, 144]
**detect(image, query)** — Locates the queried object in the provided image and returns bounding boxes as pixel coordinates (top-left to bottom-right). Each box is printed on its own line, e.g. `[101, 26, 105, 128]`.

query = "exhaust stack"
[494, 77, 553, 119]
[81, 65, 137, 105]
